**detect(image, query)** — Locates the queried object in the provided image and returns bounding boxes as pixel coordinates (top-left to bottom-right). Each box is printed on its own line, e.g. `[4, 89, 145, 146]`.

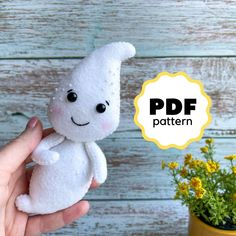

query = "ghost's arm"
[85, 142, 107, 184]
[32, 132, 65, 165]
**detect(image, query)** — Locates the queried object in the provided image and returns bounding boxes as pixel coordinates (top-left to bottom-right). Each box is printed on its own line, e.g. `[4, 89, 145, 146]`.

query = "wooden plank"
[0, 58, 235, 200]
[81, 138, 236, 200]
[44, 200, 188, 236]
[1, 135, 235, 200]
[1, 0, 236, 58]
[0, 57, 236, 140]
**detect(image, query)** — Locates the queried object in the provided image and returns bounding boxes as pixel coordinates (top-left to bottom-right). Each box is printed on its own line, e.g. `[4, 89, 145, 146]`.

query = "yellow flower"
[205, 138, 214, 145]
[190, 177, 202, 190]
[189, 160, 196, 169]
[178, 182, 189, 196]
[161, 160, 166, 170]
[205, 160, 220, 173]
[200, 146, 209, 153]
[195, 188, 206, 199]
[232, 166, 236, 174]
[180, 167, 188, 177]
[224, 155, 236, 161]
[168, 162, 179, 170]
[184, 154, 192, 165]
[189, 159, 204, 169]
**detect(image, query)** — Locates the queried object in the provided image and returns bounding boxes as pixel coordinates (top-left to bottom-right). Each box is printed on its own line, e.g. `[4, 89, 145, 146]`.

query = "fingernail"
[26, 117, 38, 129]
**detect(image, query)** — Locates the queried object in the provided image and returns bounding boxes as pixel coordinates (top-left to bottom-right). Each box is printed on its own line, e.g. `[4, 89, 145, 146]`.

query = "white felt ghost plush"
[15, 42, 136, 214]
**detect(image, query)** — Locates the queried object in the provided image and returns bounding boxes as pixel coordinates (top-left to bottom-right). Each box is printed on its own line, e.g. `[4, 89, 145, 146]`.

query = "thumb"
[0, 117, 43, 173]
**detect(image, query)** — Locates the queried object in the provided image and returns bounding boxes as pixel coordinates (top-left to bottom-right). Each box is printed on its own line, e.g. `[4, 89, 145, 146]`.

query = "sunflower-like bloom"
[180, 167, 188, 177]
[189, 159, 205, 169]
[224, 155, 236, 161]
[184, 154, 192, 166]
[161, 160, 166, 170]
[200, 146, 209, 154]
[168, 162, 179, 170]
[190, 177, 202, 190]
[205, 138, 214, 145]
[178, 182, 189, 196]
[205, 160, 220, 173]
[195, 188, 206, 199]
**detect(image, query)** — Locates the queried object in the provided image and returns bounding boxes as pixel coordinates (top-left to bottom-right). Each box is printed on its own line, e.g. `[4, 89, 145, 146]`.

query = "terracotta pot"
[189, 214, 236, 236]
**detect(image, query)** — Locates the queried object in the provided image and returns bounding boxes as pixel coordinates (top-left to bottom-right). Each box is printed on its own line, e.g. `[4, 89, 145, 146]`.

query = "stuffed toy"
[15, 42, 136, 214]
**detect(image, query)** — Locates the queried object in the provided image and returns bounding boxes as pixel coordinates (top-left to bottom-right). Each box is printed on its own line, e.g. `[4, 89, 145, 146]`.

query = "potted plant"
[162, 138, 236, 236]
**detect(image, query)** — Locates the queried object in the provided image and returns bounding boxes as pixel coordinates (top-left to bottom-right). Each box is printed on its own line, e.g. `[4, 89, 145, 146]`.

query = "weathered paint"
[0, 136, 232, 201]
[0, 1, 236, 58]
[45, 200, 188, 236]
[0, 58, 236, 140]
[1, 1, 236, 235]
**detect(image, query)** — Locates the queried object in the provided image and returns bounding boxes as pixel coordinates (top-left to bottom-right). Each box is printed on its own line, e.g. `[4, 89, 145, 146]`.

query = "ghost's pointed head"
[48, 42, 136, 142]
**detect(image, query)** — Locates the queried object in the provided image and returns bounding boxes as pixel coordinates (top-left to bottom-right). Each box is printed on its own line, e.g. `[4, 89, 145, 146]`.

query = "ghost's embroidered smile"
[71, 117, 89, 126]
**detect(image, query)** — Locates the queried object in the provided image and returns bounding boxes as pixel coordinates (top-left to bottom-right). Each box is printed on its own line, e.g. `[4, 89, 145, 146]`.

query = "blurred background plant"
[162, 139, 236, 230]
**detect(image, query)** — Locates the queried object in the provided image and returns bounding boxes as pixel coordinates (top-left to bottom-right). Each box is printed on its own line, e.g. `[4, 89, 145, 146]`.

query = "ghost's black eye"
[67, 92, 77, 102]
[96, 103, 106, 113]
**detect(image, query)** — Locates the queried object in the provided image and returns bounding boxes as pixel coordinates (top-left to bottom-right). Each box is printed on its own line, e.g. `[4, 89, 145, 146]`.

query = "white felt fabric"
[15, 42, 136, 214]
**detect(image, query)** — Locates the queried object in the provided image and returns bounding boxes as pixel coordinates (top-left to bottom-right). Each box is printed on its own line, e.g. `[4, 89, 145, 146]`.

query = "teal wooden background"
[0, 1, 236, 235]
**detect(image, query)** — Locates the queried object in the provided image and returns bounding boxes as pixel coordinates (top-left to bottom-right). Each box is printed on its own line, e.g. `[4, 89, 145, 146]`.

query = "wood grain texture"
[0, 58, 236, 199]
[1, 0, 236, 58]
[1, 2, 236, 234]
[45, 200, 188, 236]
[0, 57, 236, 140]
[0, 131, 234, 200]
[51, 138, 236, 200]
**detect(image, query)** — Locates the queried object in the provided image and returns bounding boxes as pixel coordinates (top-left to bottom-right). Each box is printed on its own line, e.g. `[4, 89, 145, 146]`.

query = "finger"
[0, 117, 42, 174]
[90, 179, 100, 189]
[25, 200, 89, 236]
[25, 128, 54, 164]
[8, 165, 25, 193]
[6, 170, 28, 221]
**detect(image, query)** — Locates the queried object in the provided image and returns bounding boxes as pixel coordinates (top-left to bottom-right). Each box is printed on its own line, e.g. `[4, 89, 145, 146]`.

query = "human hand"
[0, 117, 98, 236]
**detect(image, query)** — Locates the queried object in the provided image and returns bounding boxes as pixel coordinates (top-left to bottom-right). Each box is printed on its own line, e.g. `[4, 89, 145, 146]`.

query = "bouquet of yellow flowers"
[162, 139, 236, 230]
